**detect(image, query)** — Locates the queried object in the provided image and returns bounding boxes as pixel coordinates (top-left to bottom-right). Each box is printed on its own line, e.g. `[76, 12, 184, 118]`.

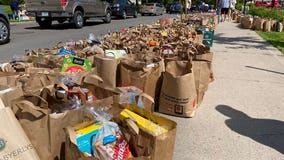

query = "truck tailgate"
[26, 0, 64, 11]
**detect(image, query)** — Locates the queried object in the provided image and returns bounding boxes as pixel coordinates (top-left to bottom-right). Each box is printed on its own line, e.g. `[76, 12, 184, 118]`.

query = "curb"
[10, 20, 35, 25]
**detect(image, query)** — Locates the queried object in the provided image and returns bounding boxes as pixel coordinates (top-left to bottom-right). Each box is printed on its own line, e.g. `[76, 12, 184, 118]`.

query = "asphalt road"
[0, 14, 176, 62]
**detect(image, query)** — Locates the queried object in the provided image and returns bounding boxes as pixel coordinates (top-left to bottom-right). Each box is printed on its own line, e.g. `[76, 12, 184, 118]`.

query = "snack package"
[76, 122, 102, 156]
[93, 122, 133, 160]
[120, 108, 168, 136]
[61, 55, 92, 73]
[81, 107, 133, 160]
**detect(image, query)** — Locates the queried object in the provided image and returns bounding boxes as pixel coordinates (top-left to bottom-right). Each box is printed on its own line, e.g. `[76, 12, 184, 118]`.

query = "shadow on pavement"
[245, 66, 284, 75]
[216, 105, 284, 154]
[24, 21, 104, 30]
[214, 32, 271, 50]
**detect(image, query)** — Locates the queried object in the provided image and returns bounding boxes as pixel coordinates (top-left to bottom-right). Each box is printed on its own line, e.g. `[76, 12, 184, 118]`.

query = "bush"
[236, 3, 242, 10]
[249, 6, 284, 21]
[0, 0, 24, 5]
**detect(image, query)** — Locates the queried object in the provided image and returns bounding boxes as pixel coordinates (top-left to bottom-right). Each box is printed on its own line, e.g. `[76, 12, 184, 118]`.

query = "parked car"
[141, 3, 164, 16]
[0, 6, 10, 44]
[169, 2, 182, 14]
[111, 0, 137, 19]
[25, 0, 112, 29]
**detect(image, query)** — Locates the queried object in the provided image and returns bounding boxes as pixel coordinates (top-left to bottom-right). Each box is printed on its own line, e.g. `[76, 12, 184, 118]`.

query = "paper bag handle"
[13, 100, 49, 128]
[0, 98, 5, 109]
[23, 93, 49, 109]
[125, 118, 139, 135]
[14, 100, 48, 114]
[136, 93, 155, 105]
[54, 81, 69, 91]
[82, 74, 103, 84]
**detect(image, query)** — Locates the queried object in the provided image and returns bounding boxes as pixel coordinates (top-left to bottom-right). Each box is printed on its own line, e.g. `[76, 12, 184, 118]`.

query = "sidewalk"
[170, 21, 284, 160]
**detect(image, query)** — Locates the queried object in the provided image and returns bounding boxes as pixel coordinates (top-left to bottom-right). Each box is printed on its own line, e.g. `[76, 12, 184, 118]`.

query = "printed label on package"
[174, 105, 183, 114]
[61, 55, 92, 73]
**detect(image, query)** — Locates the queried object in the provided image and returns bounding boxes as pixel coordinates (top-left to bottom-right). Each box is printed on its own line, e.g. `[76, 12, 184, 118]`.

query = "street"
[0, 14, 176, 62]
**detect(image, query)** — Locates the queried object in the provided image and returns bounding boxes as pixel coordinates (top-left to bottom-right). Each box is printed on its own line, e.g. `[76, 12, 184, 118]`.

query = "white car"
[0, 6, 10, 44]
[141, 3, 164, 16]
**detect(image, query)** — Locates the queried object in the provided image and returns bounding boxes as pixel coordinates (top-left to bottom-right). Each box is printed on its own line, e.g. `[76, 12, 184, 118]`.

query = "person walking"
[10, 0, 19, 20]
[229, 0, 236, 21]
[218, 0, 230, 22]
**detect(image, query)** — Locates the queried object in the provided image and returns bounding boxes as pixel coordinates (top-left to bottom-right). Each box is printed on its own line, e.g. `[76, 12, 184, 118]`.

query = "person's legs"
[224, 8, 229, 21]
[13, 10, 18, 20]
[221, 8, 225, 22]
[228, 8, 232, 21]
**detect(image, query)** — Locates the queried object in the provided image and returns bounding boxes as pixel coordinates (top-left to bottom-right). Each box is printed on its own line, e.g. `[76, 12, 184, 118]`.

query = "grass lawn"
[0, 5, 12, 14]
[1, 4, 34, 22]
[256, 31, 284, 54]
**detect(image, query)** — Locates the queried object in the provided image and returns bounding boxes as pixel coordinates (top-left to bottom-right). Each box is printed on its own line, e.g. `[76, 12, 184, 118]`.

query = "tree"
[0, 0, 24, 5]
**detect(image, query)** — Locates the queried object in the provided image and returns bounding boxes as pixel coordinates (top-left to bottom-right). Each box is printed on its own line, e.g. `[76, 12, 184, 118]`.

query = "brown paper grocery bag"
[65, 103, 176, 160]
[194, 51, 213, 62]
[113, 104, 177, 160]
[264, 19, 271, 32]
[49, 109, 93, 160]
[241, 16, 253, 29]
[159, 61, 197, 117]
[0, 72, 20, 87]
[93, 55, 119, 89]
[0, 102, 40, 160]
[12, 87, 95, 160]
[18, 72, 59, 94]
[12, 99, 52, 160]
[0, 85, 23, 107]
[253, 17, 265, 31]
[65, 124, 151, 160]
[31, 87, 94, 160]
[192, 61, 211, 107]
[119, 59, 162, 111]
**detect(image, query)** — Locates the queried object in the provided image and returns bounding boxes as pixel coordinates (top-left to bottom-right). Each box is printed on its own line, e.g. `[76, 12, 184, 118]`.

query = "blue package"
[58, 48, 75, 55]
[76, 123, 101, 156]
[103, 135, 117, 145]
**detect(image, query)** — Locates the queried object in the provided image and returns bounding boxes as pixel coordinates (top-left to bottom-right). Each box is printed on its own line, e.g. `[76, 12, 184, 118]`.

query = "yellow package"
[120, 109, 168, 136]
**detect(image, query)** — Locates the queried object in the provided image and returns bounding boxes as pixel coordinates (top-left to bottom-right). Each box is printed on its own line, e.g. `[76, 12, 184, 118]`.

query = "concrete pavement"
[170, 21, 284, 160]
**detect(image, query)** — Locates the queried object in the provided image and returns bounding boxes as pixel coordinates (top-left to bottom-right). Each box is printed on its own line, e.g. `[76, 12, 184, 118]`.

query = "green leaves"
[249, 5, 284, 21]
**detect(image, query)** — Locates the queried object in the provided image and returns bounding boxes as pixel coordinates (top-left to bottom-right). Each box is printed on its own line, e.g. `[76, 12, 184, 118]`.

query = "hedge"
[248, 5, 284, 21]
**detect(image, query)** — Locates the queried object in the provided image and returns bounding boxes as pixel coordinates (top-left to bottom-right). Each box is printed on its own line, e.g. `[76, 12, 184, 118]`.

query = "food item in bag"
[120, 109, 168, 136]
[95, 133, 133, 160]
[75, 122, 102, 156]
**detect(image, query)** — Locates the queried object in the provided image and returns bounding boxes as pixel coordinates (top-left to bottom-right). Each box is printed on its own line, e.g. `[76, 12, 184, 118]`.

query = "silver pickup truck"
[26, 0, 112, 28]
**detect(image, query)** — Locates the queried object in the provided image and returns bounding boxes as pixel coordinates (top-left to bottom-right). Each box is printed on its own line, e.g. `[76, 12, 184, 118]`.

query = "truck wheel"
[0, 17, 10, 44]
[36, 18, 52, 29]
[73, 11, 84, 29]
[121, 10, 127, 19]
[103, 10, 111, 23]
[133, 10, 138, 18]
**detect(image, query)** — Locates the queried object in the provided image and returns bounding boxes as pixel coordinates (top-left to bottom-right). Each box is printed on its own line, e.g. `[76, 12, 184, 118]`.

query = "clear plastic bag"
[82, 107, 133, 160]
[59, 73, 80, 87]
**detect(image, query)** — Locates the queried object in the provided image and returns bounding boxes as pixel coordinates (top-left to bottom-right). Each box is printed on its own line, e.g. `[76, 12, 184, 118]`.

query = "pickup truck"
[26, 0, 112, 28]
